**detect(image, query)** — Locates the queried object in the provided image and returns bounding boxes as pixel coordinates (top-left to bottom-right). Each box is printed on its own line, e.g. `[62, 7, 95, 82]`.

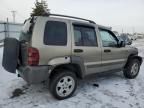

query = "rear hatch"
[2, 17, 36, 73]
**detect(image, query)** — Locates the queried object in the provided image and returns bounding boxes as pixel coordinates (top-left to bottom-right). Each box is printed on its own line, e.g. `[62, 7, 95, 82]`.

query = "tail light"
[28, 47, 39, 66]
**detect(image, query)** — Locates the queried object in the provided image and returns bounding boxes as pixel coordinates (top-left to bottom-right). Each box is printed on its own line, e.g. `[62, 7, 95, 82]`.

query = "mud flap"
[2, 38, 20, 73]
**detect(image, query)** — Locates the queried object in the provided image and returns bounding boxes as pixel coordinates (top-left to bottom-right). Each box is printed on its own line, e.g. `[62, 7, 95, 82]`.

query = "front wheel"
[49, 70, 77, 100]
[124, 59, 141, 79]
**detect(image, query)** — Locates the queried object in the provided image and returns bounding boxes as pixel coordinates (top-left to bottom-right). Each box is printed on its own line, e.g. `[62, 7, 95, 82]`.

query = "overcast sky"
[0, 0, 144, 33]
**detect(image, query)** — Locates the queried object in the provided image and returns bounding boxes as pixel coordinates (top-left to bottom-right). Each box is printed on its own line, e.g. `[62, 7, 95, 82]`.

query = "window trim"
[73, 24, 98, 47]
[99, 28, 119, 47]
[43, 21, 67, 46]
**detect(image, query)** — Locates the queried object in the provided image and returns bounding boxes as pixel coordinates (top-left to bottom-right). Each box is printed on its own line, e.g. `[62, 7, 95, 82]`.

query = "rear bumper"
[17, 66, 51, 84]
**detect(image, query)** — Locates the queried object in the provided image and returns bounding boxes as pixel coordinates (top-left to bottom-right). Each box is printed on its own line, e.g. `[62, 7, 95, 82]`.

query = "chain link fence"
[0, 22, 23, 44]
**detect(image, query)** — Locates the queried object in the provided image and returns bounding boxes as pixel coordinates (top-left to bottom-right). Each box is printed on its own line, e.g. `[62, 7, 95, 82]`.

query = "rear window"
[44, 21, 67, 45]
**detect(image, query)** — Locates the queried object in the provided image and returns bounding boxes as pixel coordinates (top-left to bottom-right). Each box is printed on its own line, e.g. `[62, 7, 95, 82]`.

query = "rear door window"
[44, 21, 67, 45]
[73, 25, 97, 46]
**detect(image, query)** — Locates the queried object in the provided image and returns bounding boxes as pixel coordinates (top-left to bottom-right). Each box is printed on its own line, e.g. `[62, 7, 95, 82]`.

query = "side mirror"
[118, 40, 125, 47]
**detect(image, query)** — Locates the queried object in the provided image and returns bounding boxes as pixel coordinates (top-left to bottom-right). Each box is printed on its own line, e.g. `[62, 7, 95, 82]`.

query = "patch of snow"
[0, 39, 144, 108]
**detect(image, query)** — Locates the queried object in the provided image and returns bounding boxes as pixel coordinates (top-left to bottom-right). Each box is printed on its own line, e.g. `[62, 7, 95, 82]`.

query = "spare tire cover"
[2, 38, 20, 73]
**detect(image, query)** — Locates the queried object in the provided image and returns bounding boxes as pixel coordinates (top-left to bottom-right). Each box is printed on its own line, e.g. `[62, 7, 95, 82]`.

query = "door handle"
[104, 49, 111, 53]
[74, 49, 83, 53]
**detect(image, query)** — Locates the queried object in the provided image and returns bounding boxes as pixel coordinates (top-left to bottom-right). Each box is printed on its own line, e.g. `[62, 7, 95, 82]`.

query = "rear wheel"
[49, 70, 77, 100]
[124, 59, 140, 79]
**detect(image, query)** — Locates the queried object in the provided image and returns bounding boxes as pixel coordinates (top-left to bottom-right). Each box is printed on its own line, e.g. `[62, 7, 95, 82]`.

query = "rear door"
[99, 29, 128, 71]
[71, 23, 102, 75]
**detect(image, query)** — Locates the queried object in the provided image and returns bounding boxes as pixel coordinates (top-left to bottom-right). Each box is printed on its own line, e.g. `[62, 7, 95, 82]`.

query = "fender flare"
[124, 55, 143, 68]
[48, 56, 86, 78]
[71, 56, 86, 78]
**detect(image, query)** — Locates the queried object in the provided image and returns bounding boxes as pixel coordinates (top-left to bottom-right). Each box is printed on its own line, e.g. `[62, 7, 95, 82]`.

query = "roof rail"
[47, 14, 96, 24]
[98, 24, 112, 30]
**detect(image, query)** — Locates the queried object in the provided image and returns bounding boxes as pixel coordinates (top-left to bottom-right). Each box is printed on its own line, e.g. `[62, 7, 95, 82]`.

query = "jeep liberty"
[2, 14, 143, 100]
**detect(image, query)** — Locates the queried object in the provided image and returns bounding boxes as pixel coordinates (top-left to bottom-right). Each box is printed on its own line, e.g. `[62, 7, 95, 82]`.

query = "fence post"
[4, 22, 7, 38]
[6, 18, 9, 37]
[4, 18, 9, 39]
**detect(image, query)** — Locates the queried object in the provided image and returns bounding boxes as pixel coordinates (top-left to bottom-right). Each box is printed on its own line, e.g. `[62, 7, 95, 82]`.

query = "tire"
[49, 70, 77, 100]
[2, 38, 20, 73]
[124, 59, 140, 79]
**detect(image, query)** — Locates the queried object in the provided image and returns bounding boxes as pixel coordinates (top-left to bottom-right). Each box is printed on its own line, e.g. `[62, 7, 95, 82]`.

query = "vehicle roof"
[36, 15, 112, 30]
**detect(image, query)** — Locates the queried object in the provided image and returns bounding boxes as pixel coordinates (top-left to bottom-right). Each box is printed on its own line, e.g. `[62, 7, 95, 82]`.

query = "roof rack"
[47, 14, 96, 24]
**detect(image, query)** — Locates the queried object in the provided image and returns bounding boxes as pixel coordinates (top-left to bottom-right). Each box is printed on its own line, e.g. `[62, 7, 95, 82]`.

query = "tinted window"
[44, 21, 67, 45]
[99, 29, 117, 47]
[74, 28, 82, 46]
[74, 25, 97, 46]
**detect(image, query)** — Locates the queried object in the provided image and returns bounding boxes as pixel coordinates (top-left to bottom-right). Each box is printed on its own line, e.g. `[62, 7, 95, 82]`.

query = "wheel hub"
[56, 76, 75, 97]
[131, 63, 139, 76]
